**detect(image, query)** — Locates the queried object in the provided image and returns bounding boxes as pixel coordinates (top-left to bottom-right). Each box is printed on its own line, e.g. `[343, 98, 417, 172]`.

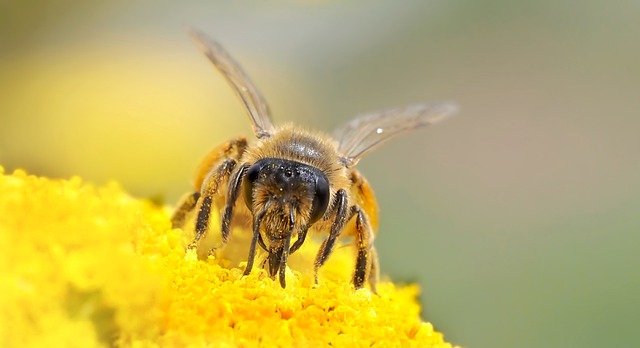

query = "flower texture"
[0, 168, 455, 347]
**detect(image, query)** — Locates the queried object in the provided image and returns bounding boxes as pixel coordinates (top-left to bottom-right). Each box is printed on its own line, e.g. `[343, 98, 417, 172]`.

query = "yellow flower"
[0, 167, 455, 347]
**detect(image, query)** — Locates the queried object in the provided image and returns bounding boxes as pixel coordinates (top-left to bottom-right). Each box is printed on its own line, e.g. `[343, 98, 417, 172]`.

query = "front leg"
[189, 159, 237, 250]
[243, 206, 268, 277]
[289, 224, 310, 255]
[220, 163, 249, 245]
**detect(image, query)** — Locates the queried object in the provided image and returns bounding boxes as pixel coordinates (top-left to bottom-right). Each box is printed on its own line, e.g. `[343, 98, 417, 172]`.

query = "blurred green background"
[2, 1, 639, 347]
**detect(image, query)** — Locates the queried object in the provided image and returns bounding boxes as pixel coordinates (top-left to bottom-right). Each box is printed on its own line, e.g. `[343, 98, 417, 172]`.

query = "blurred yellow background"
[2, 1, 639, 347]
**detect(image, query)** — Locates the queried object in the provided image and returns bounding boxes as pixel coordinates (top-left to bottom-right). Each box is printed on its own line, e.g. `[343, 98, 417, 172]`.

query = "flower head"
[0, 167, 455, 347]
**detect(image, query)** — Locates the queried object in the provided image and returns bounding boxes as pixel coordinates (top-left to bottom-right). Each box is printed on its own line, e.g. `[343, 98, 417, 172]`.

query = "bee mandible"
[171, 29, 457, 291]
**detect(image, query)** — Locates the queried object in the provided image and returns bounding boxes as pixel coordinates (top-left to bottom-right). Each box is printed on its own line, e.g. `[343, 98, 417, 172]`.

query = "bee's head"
[242, 158, 330, 282]
[242, 158, 330, 242]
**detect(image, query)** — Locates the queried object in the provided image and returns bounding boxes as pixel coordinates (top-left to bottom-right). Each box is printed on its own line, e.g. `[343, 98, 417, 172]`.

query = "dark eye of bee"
[308, 174, 330, 224]
[243, 162, 262, 209]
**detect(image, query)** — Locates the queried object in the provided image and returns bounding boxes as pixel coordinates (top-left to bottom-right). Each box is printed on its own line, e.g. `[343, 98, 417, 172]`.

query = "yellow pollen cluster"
[0, 167, 455, 347]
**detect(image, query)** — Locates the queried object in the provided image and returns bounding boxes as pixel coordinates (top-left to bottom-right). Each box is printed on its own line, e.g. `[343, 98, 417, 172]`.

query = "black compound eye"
[243, 163, 262, 209]
[308, 174, 330, 224]
[246, 162, 261, 182]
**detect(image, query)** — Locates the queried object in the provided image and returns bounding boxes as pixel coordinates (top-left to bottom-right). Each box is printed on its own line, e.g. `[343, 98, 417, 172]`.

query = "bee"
[172, 29, 457, 291]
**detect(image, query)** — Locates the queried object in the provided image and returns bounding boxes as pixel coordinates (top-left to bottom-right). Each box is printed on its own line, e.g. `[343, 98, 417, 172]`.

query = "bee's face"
[242, 157, 330, 244]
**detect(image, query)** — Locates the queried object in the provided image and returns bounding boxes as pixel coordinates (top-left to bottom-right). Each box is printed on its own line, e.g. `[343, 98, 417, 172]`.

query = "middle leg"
[313, 189, 349, 284]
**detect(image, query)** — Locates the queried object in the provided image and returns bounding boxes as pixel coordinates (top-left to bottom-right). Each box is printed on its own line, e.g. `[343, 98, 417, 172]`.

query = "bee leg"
[171, 191, 201, 228]
[313, 189, 349, 284]
[183, 137, 248, 251]
[244, 204, 269, 276]
[289, 225, 309, 255]
[243, 213, 263, 276]
[189, 159, 237, 250]
[260, 257, 268, 269]
[220, 163, 249, 245]
[368, 246, 380, 293]
[352, 205, 376, 291]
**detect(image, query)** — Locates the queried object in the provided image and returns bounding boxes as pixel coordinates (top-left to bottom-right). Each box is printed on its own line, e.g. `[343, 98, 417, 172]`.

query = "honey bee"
[172, 29, 457, 291]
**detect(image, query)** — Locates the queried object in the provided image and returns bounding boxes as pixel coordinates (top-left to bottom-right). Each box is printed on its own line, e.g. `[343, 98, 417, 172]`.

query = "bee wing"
[188, 28, 275, 139]
[334, 102, 458, 167]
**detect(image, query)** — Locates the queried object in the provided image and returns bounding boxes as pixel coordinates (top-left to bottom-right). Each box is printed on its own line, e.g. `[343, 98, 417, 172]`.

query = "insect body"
[172, 29, 457, 291]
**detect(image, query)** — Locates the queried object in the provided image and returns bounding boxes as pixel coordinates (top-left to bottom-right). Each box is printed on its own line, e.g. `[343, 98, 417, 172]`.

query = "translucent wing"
[334, 102, 458, 167]
[188, 28, 275, 138]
